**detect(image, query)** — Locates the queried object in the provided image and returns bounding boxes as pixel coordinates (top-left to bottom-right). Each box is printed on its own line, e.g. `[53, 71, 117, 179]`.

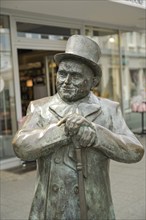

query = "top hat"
[54, 35, 102, 77]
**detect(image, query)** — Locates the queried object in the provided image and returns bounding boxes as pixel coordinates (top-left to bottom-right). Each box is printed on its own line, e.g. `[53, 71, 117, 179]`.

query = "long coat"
[12, 92, 144, 220]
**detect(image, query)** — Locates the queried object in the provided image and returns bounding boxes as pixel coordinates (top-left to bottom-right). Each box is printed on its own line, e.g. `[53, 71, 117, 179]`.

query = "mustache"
[58, 84, 77, 90]
[62, 87, 76, 91]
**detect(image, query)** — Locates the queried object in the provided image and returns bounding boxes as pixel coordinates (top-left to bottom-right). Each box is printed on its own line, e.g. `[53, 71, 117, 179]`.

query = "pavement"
[0, 134, 145, 220]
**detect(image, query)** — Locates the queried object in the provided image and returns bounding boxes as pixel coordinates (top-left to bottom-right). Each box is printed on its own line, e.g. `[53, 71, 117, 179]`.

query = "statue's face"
[56, 59, 94, 102]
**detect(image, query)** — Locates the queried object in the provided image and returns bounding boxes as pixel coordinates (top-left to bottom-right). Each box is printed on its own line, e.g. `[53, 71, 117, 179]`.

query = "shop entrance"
[17, 49, 61, 116]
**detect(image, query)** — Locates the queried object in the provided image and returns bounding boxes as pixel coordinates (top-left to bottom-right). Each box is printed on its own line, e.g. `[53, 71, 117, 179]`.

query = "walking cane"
[72, 137, 88, 220]
[57, 118, 88, 220]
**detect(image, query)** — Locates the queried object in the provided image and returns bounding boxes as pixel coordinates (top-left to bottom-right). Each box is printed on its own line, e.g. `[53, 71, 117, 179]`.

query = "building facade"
[0, 0, 145, 168]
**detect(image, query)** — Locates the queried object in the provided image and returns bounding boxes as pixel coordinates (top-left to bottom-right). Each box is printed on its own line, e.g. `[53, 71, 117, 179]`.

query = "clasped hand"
[63, 114, 96, 147]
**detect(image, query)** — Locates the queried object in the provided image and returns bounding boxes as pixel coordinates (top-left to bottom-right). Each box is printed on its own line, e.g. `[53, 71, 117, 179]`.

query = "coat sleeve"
[12, 101, 69, 161]
[93, 103, 144, 163]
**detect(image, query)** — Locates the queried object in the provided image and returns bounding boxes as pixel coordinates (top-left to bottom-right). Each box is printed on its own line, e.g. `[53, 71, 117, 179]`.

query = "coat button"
[54, 157, 61, 164]
[74, 185, 79, 194]
[52, 184, 59, 192]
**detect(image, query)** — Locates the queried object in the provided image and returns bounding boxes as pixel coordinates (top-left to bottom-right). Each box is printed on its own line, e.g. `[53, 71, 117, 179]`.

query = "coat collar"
[49, 92, 102, 121]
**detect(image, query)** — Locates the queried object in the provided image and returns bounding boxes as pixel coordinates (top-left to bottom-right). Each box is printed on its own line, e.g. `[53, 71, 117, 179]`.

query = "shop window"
[121, 31, 146, 111]
[85, 26, 120, 103]
[0, 15, 17, 159]
[16, 22, 80, 40]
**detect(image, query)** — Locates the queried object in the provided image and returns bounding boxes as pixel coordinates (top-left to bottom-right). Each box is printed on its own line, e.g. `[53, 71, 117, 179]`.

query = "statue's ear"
[92, 76, 100, 88]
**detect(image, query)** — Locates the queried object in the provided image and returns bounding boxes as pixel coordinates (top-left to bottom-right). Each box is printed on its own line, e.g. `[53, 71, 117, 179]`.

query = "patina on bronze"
[12, 35, 144, 220]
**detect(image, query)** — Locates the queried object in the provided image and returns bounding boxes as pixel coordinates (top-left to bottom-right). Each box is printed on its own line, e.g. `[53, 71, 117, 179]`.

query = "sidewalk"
[0, 135, 145, 220]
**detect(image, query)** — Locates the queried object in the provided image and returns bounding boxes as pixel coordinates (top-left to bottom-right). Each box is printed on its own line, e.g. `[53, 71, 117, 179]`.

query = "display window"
[85, 26, 121, 103]
[0, 15, 17, 159]
[121, 31, 146, 111]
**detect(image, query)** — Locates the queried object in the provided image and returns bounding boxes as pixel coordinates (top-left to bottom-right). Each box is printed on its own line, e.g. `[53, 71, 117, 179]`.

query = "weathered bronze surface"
[12, 35, 144, 220]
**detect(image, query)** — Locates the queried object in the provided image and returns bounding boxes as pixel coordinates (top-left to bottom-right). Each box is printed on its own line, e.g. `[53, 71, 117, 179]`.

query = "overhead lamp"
[49, 62, 57, 68]
[109, 36, 115, 43]
[26, 79, 33, 87]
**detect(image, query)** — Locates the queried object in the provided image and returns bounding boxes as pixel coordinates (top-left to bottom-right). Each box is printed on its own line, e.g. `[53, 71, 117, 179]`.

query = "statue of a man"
[12, 35, 144, 220]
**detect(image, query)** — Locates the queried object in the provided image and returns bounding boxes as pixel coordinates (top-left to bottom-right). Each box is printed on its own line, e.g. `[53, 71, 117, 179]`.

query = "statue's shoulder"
[98, 97, 120, 111]
[27, 95, 57, 113]
[31, 96, 54, 106]
[91, 93, 119, 109]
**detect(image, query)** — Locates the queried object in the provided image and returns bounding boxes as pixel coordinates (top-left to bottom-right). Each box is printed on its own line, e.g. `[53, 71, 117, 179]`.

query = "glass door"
[17, 49, 61, 117]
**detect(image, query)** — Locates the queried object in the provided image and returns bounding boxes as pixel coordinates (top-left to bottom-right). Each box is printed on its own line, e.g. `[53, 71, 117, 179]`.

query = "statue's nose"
[64, 74, 71, 84]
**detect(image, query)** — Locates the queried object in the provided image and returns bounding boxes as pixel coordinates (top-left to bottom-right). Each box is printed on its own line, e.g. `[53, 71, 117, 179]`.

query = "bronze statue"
[12, 35, 144, 220]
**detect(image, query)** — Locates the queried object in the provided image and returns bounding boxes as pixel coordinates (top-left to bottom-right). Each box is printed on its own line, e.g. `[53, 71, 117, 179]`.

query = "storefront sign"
[110, 0, 146, 9]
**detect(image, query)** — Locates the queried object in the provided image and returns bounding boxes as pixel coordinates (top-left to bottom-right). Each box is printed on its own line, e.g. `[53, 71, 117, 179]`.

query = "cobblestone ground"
[0, 135, 145, 220]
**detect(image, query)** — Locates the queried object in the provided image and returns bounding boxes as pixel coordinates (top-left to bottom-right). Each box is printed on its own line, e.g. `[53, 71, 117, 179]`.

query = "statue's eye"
[72, 73, 81, 79]
[58, 71, 66, 77]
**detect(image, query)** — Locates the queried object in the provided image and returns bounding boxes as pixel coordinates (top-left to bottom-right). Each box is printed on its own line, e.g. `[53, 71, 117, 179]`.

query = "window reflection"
[17, 22, 80, 40]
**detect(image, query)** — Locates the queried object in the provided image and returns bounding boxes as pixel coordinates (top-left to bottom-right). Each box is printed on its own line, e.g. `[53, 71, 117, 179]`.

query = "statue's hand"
[64, 114, 96, 147]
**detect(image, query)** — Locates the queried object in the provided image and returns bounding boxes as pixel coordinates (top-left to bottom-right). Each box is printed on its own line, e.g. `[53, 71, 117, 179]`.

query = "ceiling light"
[109, 36, 115, 43]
